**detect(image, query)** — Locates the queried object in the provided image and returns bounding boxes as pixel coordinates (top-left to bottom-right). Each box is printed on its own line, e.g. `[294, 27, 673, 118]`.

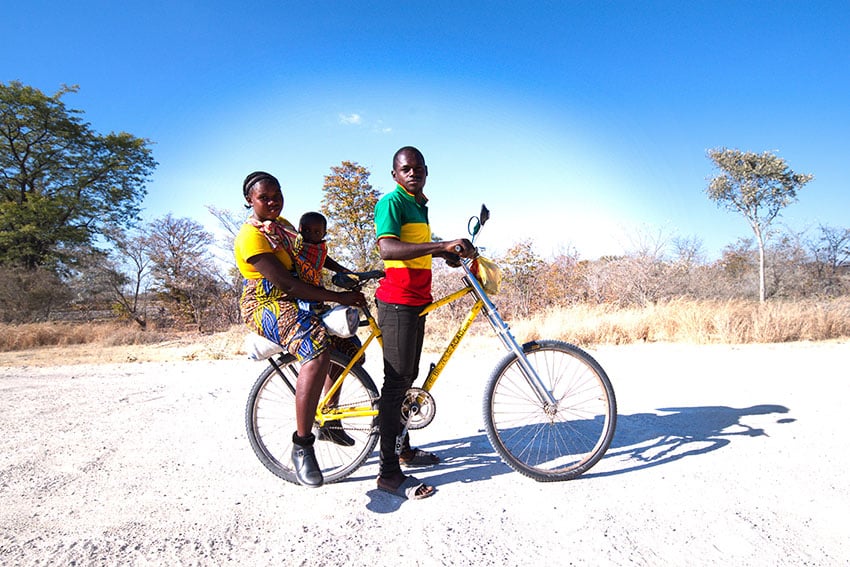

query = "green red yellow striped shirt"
[374, 185, 432, 305]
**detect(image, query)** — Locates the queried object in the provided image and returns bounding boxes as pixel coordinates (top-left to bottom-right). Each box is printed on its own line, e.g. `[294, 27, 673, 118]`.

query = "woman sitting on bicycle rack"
[234, 171, 367, 489]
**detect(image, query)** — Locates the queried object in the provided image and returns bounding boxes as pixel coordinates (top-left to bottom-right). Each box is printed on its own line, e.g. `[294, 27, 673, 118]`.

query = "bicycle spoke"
[246, 352, 379, 484]
[484, 341, 616, 481]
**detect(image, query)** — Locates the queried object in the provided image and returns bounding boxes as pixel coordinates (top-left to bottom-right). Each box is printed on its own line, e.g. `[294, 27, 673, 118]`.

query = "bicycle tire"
[245, 350, 379, 484]
[483, 340, 617, 482]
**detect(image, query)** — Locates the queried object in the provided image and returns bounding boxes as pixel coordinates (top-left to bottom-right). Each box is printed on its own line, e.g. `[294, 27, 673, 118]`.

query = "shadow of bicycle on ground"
[362, 403, 792, 511]
[584, 403, 792, 478]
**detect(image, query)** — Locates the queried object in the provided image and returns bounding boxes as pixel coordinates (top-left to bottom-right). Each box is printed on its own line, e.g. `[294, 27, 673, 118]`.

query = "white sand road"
[1, 341, 849, 566]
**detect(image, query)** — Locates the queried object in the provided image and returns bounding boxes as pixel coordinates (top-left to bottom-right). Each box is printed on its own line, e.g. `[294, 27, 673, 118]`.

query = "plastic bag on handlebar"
[322, 305, 360, 338]
[471, 256, 501, 294]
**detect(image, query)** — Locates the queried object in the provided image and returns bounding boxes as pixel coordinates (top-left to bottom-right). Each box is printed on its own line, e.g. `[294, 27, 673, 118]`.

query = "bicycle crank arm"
[395, 403, 419, 455]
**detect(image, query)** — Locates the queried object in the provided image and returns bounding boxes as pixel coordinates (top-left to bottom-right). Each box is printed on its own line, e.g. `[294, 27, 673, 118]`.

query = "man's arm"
[377, 237, 474, 261]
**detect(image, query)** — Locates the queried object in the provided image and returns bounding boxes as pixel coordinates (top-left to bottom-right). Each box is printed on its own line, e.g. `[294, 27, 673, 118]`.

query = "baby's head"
[299, 211, 327, 244]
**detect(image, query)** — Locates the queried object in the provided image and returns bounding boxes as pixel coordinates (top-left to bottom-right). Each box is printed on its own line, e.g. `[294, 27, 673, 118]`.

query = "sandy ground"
[1, 339, 849, 566]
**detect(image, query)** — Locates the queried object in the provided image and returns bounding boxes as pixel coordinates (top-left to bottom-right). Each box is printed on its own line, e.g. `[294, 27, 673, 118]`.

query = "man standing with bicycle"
[373, 146, 475, 500]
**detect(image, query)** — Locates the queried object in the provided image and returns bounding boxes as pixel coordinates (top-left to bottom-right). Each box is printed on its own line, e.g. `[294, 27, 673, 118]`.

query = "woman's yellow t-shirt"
[234, 217, 295, 279]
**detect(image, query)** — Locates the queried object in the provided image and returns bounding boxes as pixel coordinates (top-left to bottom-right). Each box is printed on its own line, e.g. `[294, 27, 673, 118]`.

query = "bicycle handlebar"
[332, 270, 385, 290]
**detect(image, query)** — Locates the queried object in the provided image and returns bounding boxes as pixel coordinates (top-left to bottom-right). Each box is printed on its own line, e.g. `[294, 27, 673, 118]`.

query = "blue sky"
[4, 1, 848, 260]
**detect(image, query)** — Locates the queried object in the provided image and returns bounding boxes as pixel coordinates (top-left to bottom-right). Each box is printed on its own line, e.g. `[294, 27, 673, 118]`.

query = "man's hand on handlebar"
[447, 238, 475, 257]
[441, 238, 475, 267]
[443, 253, 462, 268]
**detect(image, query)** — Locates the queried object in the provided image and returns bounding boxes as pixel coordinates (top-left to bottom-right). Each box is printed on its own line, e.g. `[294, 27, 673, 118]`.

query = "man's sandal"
[377, 475, 435, 500]
[399, 448, 440, 467]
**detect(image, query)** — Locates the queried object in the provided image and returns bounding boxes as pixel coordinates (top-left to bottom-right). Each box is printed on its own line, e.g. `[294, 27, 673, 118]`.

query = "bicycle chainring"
[400, 387, 436, 430]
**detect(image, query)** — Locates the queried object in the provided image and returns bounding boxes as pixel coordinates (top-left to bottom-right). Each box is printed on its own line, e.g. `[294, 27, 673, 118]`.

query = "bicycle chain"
[319, 397, 379, 432]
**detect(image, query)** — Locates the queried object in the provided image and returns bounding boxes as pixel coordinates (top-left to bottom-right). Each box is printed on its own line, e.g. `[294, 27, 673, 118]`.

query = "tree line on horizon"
[2, 81, 848, 330]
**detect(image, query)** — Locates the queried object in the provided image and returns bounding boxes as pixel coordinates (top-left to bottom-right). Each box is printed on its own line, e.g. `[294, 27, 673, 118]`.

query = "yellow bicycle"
[245, 206, 617, 483]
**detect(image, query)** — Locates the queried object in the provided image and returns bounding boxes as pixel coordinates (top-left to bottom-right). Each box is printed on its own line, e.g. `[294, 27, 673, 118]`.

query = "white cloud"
[338, 113, 393, 133]
[338, 113, 362, 125]
[372, 119, 392, 134]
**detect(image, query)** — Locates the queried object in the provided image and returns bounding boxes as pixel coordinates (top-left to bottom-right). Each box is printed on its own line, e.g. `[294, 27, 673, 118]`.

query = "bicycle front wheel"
[245, 350, 379, 484]
[483, 340, 617, 482]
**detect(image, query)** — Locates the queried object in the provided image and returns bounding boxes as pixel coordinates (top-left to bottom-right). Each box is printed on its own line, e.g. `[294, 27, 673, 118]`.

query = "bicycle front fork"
[477, 291, 559, 407]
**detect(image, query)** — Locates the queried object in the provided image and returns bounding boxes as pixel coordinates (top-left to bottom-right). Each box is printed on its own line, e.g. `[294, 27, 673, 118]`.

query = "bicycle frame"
[315, 257, 557, 425]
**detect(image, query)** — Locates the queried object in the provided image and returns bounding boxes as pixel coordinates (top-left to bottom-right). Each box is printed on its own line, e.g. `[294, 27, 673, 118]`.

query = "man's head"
[299, 211, 327, 244]
[392, 146, 428, 196]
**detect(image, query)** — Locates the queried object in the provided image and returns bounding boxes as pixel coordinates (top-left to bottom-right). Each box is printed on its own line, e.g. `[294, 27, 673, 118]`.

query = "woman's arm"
[249, 253, 365, 306]
[323, 255, 351, 274]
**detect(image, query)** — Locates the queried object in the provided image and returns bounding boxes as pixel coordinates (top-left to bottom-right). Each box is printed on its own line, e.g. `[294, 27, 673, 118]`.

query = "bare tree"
[541, 245, 583, 306]
[765, 227, 810, 299]
[100, 228, 151, 328]
[809, 224, 850, 295]
[578, 257, 617, 305]
[206, 205, 244, 246]
[604, 226, 673, 306]
[144, 214, 227, 330]
[500, 239, 546, 318]
[669, 235, 707, 298]
[713, 238, 759, 298]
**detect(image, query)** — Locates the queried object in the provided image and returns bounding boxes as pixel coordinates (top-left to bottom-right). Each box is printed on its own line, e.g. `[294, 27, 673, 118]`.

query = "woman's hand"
[336, 290, 367, 309]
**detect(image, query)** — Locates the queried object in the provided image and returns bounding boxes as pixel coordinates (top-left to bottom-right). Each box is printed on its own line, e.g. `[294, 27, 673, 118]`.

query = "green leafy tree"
[706, 148, 813, 302]
[0, 81, 156, 270]
[320, 161, 382, 271]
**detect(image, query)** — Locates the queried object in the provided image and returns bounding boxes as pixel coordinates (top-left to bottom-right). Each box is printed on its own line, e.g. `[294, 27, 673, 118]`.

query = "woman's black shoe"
[291, 443, 323, 487]
[317, 420, 356, 446]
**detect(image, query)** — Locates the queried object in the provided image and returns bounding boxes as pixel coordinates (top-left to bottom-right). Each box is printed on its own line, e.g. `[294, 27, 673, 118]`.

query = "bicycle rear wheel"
[483, 340, 617, 481]
[245, 351, 379, 484]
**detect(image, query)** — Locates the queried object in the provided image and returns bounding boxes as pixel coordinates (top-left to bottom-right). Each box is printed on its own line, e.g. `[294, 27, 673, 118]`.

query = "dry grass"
[510, 297, 850, 345]
[0, 322, 248, 366]
[2, 298, 848, 366]
[0, 321, 172, 351]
